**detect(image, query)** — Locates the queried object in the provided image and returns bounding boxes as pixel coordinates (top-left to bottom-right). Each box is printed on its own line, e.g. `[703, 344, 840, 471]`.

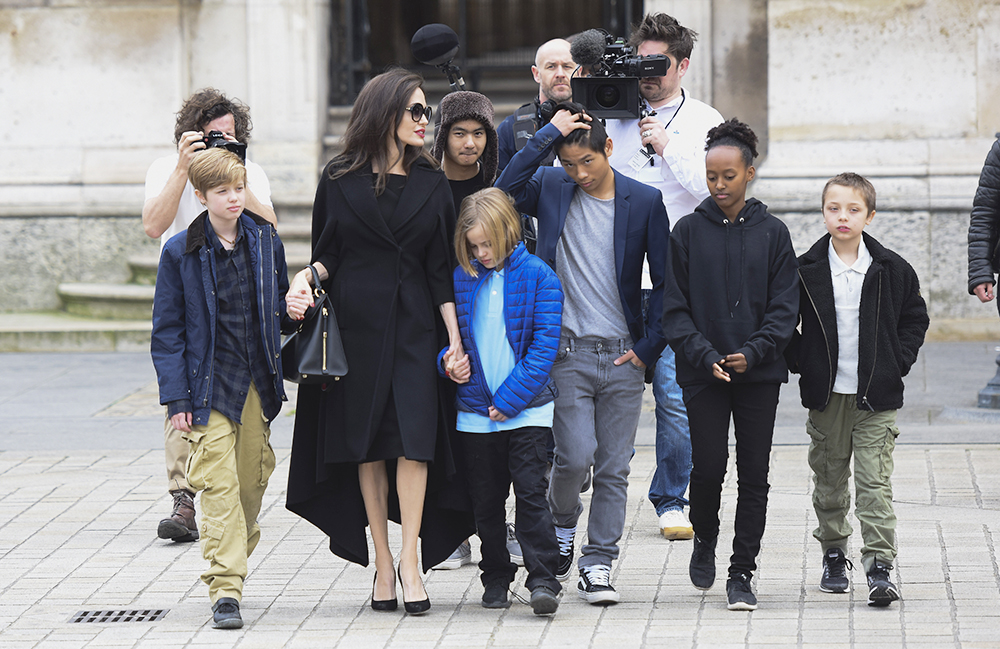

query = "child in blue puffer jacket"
[441, 187, 564, 615]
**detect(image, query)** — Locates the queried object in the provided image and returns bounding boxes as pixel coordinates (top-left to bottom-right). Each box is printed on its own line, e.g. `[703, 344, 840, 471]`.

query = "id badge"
[628, 147, 654, 171]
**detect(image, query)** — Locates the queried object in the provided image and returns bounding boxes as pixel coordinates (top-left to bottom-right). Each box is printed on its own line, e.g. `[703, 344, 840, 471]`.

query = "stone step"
[128, 242, 312, 288]
[58, 283, 155, 320]
[0, 312, 152, 352]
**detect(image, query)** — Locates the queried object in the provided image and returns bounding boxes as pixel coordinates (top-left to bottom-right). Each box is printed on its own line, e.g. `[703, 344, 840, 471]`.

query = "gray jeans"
[548, 336, 646, 568]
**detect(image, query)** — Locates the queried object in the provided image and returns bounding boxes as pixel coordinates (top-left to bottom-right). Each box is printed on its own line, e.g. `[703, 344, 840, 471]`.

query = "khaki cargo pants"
[807, 392, 899, 572]
[182, 383, 276, 603]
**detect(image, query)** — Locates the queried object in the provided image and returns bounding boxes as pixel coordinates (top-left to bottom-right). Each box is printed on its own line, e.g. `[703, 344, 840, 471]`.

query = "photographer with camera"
[496, 39, 575, 174]
[601, 14, 723, 544]
[142, 88, 275, 544]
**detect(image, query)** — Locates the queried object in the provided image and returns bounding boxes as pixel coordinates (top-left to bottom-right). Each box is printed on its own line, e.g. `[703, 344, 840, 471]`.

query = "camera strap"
[628, 89, 686, 171]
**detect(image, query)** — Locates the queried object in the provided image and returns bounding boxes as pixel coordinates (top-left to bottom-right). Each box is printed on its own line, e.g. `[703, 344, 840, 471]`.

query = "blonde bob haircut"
[187, 148, 248, 196]
[454, 187, 522, 277]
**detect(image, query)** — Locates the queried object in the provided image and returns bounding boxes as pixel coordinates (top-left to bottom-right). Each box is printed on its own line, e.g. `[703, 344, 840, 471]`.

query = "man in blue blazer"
[496, 103, 670, 605]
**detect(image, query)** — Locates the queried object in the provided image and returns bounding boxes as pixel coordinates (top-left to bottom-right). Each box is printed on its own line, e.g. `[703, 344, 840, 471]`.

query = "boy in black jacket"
[788, 172, 928, 607]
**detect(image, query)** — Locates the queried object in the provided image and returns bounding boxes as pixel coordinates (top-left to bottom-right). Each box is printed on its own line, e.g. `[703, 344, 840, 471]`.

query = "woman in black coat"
[285, 68, 472, 614]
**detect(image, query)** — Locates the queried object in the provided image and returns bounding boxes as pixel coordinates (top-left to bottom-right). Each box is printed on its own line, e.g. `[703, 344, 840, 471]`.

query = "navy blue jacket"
[151, 211, 294, 425]
[663, 197, 799, 387]
[439, 243, 564, 418]
[495, 122, 670, 366]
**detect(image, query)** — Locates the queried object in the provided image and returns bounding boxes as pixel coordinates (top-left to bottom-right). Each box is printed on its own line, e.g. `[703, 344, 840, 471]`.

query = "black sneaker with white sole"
[866, 561, 900, 607]
[577, 564, 620, 605]
[689, 534, 717, 590]
[820, 547, 853, 593]
[555, 525, 575, 581]
[726, 571, 757, 611]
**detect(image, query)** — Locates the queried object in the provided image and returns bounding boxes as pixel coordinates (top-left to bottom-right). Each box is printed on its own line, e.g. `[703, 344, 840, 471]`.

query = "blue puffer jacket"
[439, 242, 564, 418]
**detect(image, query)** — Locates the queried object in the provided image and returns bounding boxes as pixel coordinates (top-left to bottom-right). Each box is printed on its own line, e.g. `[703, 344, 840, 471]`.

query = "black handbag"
[281, 265, 348, 384]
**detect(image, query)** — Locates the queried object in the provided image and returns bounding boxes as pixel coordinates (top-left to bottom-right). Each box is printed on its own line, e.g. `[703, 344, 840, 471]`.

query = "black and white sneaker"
[820, 548, 853, 593]
[726, 571, 757, 611]
[866, 561, 900, 607]
[577, 564, 620, 605]
[689, 534, 717, 590]
[555, 525, 575, 581]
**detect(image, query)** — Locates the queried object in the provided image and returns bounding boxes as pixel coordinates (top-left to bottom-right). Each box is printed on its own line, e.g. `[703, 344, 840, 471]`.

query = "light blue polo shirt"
[457, 267, 555, 433]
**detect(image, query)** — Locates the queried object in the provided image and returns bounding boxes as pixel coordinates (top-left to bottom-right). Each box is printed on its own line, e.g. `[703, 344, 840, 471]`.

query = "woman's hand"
[444, 343, 471, 384]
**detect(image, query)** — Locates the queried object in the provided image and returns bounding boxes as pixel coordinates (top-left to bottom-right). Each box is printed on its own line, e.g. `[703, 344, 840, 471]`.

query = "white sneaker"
[658, 509, 694, 540]
[506, 522, 524, 567]
[431, 538, 472, 570]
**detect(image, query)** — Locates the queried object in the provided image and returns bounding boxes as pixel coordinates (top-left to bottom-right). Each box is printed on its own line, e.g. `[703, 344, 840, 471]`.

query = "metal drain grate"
[70, 609, 168, 623]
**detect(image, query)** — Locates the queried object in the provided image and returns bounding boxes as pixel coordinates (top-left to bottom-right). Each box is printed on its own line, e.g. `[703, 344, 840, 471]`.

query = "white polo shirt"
[830, 239, 872, 395]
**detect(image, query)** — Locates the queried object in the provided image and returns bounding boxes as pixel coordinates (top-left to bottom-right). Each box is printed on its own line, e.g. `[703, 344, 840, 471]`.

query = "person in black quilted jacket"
[968, 136, 1000, 307]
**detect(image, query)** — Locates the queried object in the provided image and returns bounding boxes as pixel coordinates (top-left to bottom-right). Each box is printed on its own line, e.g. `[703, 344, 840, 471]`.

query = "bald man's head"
[532, 39, 574, 103]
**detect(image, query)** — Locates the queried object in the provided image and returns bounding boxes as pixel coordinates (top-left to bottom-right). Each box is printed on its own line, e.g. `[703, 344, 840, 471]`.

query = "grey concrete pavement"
[1, 343, 999, 648]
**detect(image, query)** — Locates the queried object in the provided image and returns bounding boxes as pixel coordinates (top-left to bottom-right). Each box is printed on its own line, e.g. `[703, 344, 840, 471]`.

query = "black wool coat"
[286, 158, 474, 569]
[787, 233, 929, 412]
[968, 136, 1000, 299]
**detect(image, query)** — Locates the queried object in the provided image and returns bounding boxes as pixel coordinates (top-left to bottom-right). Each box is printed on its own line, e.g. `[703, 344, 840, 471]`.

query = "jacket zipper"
[800, 269, 834, 410]
[466, 271, 494, 410]
[204, 249, 216, 407]
[256, 227, 276, 376]
[860, 270, 882, 412]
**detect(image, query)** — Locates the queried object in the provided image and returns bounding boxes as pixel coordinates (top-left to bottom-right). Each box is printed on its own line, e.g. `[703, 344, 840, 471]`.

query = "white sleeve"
[144, 155, 177, 202]
[659, 104, 723, 203]
[246, 160, 273, 207]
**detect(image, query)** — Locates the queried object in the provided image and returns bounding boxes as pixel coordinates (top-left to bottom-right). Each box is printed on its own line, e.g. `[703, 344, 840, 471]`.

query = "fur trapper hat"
[432, 91, 498, 184]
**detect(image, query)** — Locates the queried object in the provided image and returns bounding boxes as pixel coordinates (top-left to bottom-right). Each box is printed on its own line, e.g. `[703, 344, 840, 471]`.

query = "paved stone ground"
[1, 344, 1000, 648]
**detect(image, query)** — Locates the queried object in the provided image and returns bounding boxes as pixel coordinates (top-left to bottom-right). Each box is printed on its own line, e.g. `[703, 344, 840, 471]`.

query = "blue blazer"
[439, 243, 564, 418]
[495, 122, 670, 365]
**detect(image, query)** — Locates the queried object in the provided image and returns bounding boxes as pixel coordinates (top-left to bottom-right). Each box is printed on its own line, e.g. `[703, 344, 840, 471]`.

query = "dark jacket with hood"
[663, 196, 799, 388]
[968, 136, 1000, 299]
[787, 232, 929, 412]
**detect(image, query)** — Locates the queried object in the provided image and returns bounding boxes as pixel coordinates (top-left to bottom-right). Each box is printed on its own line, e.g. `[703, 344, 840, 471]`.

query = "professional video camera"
[570, 29, 669, 119]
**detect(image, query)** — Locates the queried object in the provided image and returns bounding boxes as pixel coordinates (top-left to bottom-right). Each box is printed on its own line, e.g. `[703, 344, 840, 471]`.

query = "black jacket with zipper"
[968, 136, 1000, 295]
[663, 197, 799, 387]
[787, 233, 929, 412]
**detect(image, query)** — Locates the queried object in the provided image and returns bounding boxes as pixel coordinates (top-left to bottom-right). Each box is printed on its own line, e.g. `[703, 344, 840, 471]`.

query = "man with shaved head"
[496, 38, 575, 173]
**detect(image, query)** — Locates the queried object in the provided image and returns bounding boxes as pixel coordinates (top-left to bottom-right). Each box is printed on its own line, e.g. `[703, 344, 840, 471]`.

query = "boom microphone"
[570, 29, 607, 69]
[411, 24, 460, 67]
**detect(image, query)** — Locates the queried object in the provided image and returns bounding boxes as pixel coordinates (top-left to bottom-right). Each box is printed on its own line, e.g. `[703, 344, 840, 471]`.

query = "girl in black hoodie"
[662, 119, 799, 610]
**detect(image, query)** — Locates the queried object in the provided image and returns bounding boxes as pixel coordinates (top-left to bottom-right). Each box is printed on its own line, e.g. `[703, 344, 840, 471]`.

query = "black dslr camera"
[570, 29, 669, 119]
[203, 131, 247, 163]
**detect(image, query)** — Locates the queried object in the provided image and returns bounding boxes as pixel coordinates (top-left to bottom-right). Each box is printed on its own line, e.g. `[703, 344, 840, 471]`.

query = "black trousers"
[460, 426, 561, 593]
[684, 382, 780, 576]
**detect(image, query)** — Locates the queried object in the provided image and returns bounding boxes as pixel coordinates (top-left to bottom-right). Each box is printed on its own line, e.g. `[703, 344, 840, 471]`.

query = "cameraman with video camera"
[142, 88, 275, 545]
[602, 14, 723, 545]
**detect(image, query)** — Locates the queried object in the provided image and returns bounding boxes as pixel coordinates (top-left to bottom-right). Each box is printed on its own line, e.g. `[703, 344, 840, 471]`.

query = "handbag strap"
[306, 264, 325, 297]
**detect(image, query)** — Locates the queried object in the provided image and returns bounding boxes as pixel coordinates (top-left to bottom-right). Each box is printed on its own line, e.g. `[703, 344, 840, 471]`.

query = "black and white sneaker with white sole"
[866, 562, 900, 607]
[819, 547, 853, 593]
[577, 564, 620, 605]
[555, 525, 575, 581]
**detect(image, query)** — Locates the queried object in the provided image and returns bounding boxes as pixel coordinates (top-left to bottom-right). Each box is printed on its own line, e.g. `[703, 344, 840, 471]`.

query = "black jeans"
[460, 426, 561, 594]
[684, 382, 780, 576]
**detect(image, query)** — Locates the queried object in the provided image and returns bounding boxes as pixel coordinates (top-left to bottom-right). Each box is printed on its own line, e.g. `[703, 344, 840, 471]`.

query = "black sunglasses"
[405, 103, 433, 122]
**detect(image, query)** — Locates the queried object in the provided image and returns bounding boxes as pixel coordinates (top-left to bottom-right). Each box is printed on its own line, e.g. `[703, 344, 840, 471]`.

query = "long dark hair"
[330, 67, 436, 194]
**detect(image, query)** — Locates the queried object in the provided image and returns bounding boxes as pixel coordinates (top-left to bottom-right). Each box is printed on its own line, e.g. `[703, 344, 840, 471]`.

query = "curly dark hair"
[173, 88, 253, 145]
[629, 13, 698, 63]
[705, 118, 758, 166]
[329, 67, 436, 195]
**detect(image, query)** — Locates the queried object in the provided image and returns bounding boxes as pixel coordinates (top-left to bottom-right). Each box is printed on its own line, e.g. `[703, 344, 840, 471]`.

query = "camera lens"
[596, 85, 620, 109]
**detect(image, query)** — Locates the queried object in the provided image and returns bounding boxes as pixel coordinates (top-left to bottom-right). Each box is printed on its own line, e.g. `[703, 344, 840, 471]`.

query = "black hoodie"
[662, 197, 799, 388]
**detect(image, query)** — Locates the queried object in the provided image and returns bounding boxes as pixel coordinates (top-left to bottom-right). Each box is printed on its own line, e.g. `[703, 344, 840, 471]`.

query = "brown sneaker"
[157, 489, 198, 542]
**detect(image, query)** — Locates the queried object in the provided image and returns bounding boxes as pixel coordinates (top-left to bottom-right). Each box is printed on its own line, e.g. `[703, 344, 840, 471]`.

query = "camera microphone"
[411, 23, 466, 92]
[570, 29, 608, 70]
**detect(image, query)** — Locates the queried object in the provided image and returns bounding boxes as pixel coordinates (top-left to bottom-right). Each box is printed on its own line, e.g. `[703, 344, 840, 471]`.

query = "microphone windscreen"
[411, 23, 460, 66]
[570, 30, 607, 68]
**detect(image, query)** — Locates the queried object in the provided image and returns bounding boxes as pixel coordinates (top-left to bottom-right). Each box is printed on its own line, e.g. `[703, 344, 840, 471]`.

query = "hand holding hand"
[447, 352, 471, 384]
[712, 360, 730, 382]
[550, 109, 592, 138]
[724, 353, 748, 374]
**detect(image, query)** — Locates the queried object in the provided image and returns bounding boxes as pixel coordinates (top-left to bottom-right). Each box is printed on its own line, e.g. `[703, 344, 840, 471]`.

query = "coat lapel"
[612, 171, 630, 289]
[338, 165, 397, 245]
[390, 161, 439, 232]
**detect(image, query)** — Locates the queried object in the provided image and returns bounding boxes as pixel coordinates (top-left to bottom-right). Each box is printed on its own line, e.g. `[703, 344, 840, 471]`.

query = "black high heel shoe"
[397, 565, 430, 614]
[371, 571, 397, 611]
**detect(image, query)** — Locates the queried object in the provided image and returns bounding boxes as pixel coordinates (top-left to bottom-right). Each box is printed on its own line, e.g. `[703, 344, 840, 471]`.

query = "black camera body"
[571, 30, 669, 119]
[203, 131, 247, 163]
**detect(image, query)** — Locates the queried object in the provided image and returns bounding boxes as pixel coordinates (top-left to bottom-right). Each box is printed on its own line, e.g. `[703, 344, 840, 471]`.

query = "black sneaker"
[482, 578, 511, 609]
[555, 525, 575, 582]
[211, 597, 243, 629]
[820, 548, 853, 593]
[726, 571, 757, 611]
[530, 585, 559, 616]
[689, 534, 717, 590]
[866, 561, 900, 607]
[577, 564, 619, 605]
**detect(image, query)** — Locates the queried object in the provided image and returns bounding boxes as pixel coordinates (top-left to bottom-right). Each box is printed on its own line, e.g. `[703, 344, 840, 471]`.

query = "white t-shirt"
[144, 153, 273, 251]
[830, 239, 872, 395]
[605, 90, 724, 227]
